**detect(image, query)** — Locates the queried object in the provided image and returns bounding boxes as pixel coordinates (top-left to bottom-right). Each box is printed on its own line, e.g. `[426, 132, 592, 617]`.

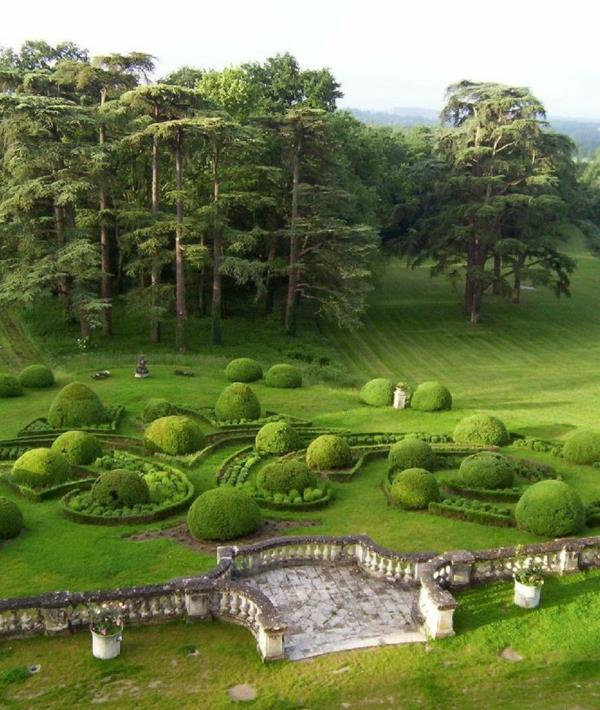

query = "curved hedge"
[91, 469, 150, 508]
[0, 497, 24, 540]
[515, 480, 585, 537]
[51, 430, 102, 465]
[359, 378, 395, 407]
[265, 364, 302, 389]
[19, 364, 54, 389]
[390, 468, 440, 510]
[142, 398, 175, 424]
[215, 383, 261, 422]
[459, 452, 514, 490]
[411, 381, 452, 412]
[144, 415, 205, 455]
[187, 486, 262, 541]
[562, 430, 600, 465]
[255, 421, 301, 455]
[12, 448, 70, 489]
[257, 459, 316, 495]
[306, 434, 352, 471]
[453, 414, 510, 447]
[48, 382, 107, 428]
[0, 374, 23, 398]
[225, 358, 263, 383]
[388, 438, 435, 472]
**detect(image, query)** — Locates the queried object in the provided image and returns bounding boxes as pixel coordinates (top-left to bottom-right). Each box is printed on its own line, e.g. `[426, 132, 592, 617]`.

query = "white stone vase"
[514, 580, 541, 609]
[91, 627, 123, 660]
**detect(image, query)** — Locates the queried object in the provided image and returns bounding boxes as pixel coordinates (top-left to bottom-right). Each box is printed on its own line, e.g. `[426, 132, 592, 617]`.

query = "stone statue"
[135, 356, 149, 379]
[393, 386, 407, 409]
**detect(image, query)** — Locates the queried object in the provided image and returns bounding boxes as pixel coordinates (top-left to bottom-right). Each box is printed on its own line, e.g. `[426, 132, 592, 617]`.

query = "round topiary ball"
[144, 415, 205, 455]
[47, 382, 107, 429]
[562, 430, 600, 465]
[214, 383, 261, 422]
[18, 364, 55, 389]
[390, 468, 440, 510]
[91, 469, 150, 508]
[225, 358, 263, 383]
[0, 497, 24, 540]
[257, 459, 317, 494]
[265, 364, 303, 389]
[142, 398, 175, 424]
[306, 434, 352, 471]
[12, 448, 70, 489]
[411, 381, 452, 412]
[359, 378, 395, 407]
[0, 374, 23, 398]
[453, 414, 510, 447]
[51, 430, 102, 466]
[515, 480, 585, 537]
[388, 438, 435, 472]
[459, 451, 514, 489]
[187, 486, 262, 541]
[255, 421, 301, 455]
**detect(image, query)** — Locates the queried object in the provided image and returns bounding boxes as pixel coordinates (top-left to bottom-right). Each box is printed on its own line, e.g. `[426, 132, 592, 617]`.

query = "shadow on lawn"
[499, 400, 573, 411]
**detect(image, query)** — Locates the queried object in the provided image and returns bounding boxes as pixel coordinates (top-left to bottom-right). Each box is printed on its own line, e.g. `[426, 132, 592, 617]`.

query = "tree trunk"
[54, 200, 69, 314]
[211, 145, 223, 345]
[174, 130, 186, 353]
[79, 311, 91, 339]
[464, 237, 476, 315]
[512, 257, 523, 304]
[469, 237, 484, 325]
[492, 254, 502, 295]
[285, 133, 302, 336]
[260, 232, 277, 316]
[149, 125, 161, 343]
[98, 90, 112, 336]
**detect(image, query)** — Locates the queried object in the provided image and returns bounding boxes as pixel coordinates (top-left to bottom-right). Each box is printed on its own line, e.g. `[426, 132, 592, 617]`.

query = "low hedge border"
[18, 405, 125, 437]
[253, 490, 333, 512]
[326, 448, 389, 481]
[162, 434, 256, 468]
[177, 405, 311, 430]
[0, 446, 30, 461]
[441, 481, 522, 502]
[215, 445, 255, 484]
[1, 465, 97, 502]
[217, 450, 266, 488]
[428, 500, 515, 528]
[344, 432, 451, 447]
[512, 437, 564, 457]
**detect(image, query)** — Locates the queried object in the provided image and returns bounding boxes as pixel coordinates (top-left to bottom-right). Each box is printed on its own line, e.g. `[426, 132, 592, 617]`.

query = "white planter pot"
[91, 628, 123, 660]
[514, 580, 541, 609]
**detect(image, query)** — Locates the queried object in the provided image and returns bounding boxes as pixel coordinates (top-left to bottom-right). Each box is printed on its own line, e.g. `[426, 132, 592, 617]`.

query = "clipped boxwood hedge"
[144, 415, 205, 456]
[359, 378, 395, 407]
[12, 448, 71, 489]
[0, 374, 23, 398]
[51, 430, 102, 466]
[19, 364, 55, 388]
[256, 459, 317, 494]
[215, 383, 261, 422]
[388, 437, 435, 472]
[48, 382, 107, 428]
[459, 452, 514, 490]
[187, 486, 262, 541]
[411, 381, 452, 412]
[306, 434, 352, 471]
[429, 499, 515, 527]
[0, 496, 24, 540]
[255, 421, 301, 455]
[453, 414, 510, 447]
[562, 430, 600, 465]
[265, 364, 302, 389]
[225, 358, 263, 383]
[91, 469, 150, 508]
[515, 480, 585, 537]
[390, 468, 440, 509]
[142, 398, 175, 424]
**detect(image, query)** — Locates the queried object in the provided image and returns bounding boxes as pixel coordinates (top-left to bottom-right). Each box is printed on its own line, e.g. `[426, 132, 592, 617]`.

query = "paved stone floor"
[246, 564, 426, 660]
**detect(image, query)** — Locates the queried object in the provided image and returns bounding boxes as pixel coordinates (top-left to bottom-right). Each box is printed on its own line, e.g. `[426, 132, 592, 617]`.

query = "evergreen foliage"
[515, 480, 585, 537]
[144, 415, 205, 455]
[265, 364, 303, 389]
[562, 430, 600, 465]
[91, 469, 150, 508]
[18, 364, 54, 388]
[411, 381, 452, 411]
[51, 430, 102, 465]
[12, 447, 70, 488]
[47, 383, 107, 428]
[359, 378, 395, 407]
[0, 496, 24, 540]
[459, 452, 514, 490]
[306, 434, 352, 470]
[390, 468, 440, 509]
[214, 383, 261, 421]
[187, 486, 262, 541]
[225, 358, 263, 383]
[388, 438, 435, 472]
[255, 421, 301, 455]
[453, 414, 510, 446]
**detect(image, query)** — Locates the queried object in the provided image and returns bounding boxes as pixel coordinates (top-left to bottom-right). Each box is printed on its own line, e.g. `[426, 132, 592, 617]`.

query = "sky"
[3, 0, 600, 119]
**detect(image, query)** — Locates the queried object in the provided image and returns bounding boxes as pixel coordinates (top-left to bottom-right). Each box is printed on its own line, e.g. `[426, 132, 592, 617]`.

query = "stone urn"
[91, 627, 123, 660]
[514, 580, 542, 609]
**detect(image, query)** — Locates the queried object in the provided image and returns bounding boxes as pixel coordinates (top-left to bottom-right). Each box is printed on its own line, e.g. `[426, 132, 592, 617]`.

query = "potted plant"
[513, 564, 544, 609]
[90, 605, 124, 660]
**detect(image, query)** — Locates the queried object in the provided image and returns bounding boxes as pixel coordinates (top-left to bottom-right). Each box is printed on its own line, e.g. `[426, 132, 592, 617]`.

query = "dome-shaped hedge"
[390, 468, 440, 510]
[255, 421, 301, 455]
[51, 430, 102, 466]
[47, 382, 107, 429]
[142, 398, 175, 424]
[388, 438, 435, 472]
[265, 364, 303, 389]
[0, 497, 24, 540]
[257, 459, 316, 494]
[459, 452, 514, 490]
[453, 414, 510, 447]
[214, 383, 261, 422]
[91, 469, 150, 508]
[225, 358, 263, 383]
[515, 480, 585, 537]
[359, 378, 395, 407]
[144, 415, 205, 455]
[306, 434, 352, 471]
[411, 381, 452, 412]
[19, 364, 55, 389]
[187, 487, 262, 541]
[563, 430, 600, 465]
[12, 448, 70, 489]
[0, 374, 23, 398]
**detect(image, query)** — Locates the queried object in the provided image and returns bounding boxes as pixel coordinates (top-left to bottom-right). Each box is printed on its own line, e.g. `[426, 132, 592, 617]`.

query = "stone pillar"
[418, 586, 456, 639]
[184, 592, 211, 620]
[41, 608, 69, 635]
[393, 388, 407, 409]
[559, 544, 581, 575]
[257, 621, 286, 661]
[448, 551, 475, 586]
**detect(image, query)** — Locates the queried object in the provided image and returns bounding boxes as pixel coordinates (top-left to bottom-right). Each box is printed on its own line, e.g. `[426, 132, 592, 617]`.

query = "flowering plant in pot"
[90, 605, 125, 659]
[513, 550, 545, 609]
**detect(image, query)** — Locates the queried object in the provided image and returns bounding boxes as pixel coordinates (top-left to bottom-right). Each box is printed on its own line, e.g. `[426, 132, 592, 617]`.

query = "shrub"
[225, 357, 263, 383]
[306, 434, 352, 471]
[142, 398, 175, 424]
[411, 381, 452, 412]
[515, 480, 585, 537]
[562, 430, 600, 465]
[47, 382, 107, 428]
[91, 469, 150, 508]
[255, 421, 301, 455]
[214, 383, 261, 421]
[51, 430, 102, 465]
[388, 438, 435, 472]
[0, 497, 24, 540]
[453, 414, 510, 446]
[12, 448, 70, 489]
[144, 416, 205, 455]
[187, 486, 262, 541]
[257, 459, 317, 494]
[19, 364, 54, 388]
[359, 378, 395, 407]
[459, 452, 514, 490]
[265, 364, 302, 389]
[0, 374, 22, 398]
[390, 468, 440, 509]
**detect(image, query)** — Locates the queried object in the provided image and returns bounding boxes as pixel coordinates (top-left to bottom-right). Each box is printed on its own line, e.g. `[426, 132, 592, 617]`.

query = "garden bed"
[18, 404, 125, 437]
[1, 464, 97, 501]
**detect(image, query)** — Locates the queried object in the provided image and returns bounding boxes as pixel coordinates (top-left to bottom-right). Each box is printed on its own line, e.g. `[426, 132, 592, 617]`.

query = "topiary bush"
[256, 459, 317, 494]
[562, 430, 600, 465]
[47, 382, 107, 428]
[359, 378, 395, 407]
[19, 364, 55, 389]
[51, 430, 102, 466]
[255, 421, 301, 455]
[515, 480, 585, 537]
[225, 358, 263, 383]
[144, 415, 205, 455]
[0, 374, 23, 398]
[265, 364, 303, 389]
[453, 414, 510, 447]
[388, 437, 435, 472]
[12, 448, 70, 489]
[390, 468, 440, 510]
[459, 452, 514, 490]
[187, 486, 262, 541]
[0, 497, 24, 540]
[214, 383, 261, 422]
[411, 381, 452, 412]
[142, 398, 175, 424]
[306, 434, 352, 471]
[91, 469, 150, 508]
